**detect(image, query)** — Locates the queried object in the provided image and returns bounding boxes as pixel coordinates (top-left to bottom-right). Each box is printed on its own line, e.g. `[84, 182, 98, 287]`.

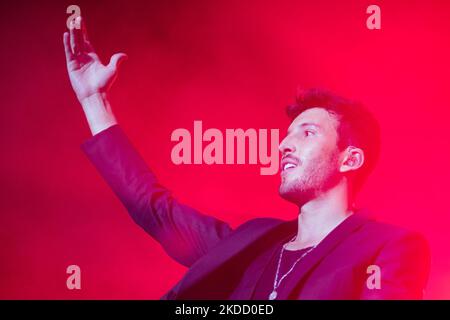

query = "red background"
[1, 0, 449, 299]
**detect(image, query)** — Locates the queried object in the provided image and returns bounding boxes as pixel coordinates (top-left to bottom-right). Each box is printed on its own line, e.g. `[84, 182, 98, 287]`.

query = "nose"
[279, 136, 296, 155]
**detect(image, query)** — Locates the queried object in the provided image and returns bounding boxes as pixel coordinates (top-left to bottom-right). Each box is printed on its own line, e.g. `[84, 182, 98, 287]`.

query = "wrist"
[80, 91, 106, 105]
[80, 92, 118, 136]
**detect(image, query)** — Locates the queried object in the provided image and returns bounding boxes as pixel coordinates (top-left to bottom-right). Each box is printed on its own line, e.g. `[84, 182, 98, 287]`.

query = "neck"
[286, 179, 354, 250]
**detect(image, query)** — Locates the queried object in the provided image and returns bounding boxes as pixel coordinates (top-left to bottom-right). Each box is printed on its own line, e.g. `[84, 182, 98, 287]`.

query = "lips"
[280, 156, 300, 172]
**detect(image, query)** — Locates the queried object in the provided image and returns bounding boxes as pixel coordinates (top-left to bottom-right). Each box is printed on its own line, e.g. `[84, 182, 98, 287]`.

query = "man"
[63, 16, 430, 299]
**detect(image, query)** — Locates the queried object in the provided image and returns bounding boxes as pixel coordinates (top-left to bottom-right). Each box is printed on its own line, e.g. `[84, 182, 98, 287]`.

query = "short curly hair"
[286, 88, 381, 193]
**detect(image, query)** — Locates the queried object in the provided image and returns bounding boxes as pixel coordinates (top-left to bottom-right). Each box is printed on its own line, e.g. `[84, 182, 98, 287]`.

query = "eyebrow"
[287, 122, 322, 135]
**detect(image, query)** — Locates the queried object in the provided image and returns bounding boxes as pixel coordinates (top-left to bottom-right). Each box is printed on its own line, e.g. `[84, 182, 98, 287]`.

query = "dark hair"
[286, 88, 381, 194]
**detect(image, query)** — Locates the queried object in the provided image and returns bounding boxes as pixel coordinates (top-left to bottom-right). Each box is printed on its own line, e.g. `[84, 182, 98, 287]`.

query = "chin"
[279, 181, 315, 206]
[279, 174, 301, 196]
[279, 183, 301, 203]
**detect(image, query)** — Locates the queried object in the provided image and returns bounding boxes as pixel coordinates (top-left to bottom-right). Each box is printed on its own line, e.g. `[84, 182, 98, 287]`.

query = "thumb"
[108, 53, 128, 72]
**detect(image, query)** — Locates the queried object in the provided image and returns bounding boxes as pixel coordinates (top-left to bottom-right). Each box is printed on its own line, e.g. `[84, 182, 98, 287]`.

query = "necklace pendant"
[269, 290, 277, 300]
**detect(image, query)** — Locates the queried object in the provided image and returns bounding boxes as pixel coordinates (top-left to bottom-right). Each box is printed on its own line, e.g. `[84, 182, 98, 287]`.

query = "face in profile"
[279, 107, 345, 205]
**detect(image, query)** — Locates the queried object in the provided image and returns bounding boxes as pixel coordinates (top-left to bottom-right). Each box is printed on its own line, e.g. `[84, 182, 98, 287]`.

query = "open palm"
[63, 16, 127, 102]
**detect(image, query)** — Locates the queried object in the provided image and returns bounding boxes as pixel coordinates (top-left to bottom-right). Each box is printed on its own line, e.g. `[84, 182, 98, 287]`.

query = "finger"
[80, 16, 94, 52]
[108, 53, 128, 72]
[70, 16, 83, 55]
[63, 32, 74, 63]
[69, 19, 78, 55]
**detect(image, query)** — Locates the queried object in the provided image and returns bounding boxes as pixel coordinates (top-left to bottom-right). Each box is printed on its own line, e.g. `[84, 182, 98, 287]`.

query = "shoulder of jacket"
[360, 216, 426, 244]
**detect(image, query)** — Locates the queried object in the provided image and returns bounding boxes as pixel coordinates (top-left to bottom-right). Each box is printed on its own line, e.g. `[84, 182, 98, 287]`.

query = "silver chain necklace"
[268, 236, 316, 300]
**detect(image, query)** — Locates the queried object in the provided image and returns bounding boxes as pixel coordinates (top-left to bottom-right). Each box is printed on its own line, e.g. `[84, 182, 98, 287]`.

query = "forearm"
[81, 126, 233, 267]
[80, 93, 117, 135]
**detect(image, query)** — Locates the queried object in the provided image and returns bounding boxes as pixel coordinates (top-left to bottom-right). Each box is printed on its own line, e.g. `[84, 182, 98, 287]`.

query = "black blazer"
[81, 125, 430, 300]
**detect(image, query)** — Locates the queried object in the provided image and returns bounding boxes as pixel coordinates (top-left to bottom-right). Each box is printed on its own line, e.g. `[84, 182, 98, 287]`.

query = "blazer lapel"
[229, 223, 298, 299]
[175, 218, 294, 299]
[227, 244, 280, 299]
[275, 212, 370, 300]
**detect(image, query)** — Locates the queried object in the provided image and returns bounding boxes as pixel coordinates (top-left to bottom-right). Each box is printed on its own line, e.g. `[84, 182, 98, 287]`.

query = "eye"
[305, 130, 315, 137]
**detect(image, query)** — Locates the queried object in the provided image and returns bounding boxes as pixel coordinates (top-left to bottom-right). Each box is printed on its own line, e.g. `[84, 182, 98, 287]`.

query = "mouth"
[280, 156, 300, 173]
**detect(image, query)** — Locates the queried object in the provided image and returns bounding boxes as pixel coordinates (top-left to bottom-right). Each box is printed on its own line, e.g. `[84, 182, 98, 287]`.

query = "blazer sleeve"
[81, 125, 233, 268]
[361, 230, 431, 300]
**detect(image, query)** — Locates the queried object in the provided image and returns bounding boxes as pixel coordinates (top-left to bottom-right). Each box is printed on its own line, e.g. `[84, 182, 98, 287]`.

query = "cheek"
[302, 143, 339, 167]
[301, 143, 325, 161]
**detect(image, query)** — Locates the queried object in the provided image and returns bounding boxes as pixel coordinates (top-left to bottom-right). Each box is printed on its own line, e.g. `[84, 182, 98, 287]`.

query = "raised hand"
[63, 16, 127, 102]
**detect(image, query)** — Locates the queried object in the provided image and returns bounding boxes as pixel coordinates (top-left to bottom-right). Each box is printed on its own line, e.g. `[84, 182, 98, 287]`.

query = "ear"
[339, 146, 365, 173]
